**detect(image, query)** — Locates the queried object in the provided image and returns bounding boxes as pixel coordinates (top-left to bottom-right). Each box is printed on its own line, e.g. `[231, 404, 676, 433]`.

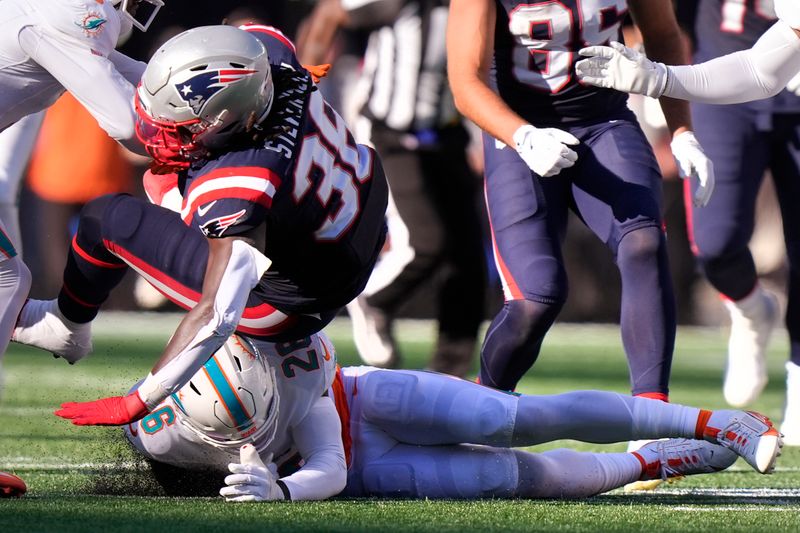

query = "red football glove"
[54, 393, 149, 426]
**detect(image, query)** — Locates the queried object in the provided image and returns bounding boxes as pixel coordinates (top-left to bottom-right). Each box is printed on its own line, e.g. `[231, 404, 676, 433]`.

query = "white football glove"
[576, 41, 669, 99]
[786, 70, 800, 96]
[512, 124, 579, 177]
[670, 131, 715, 207]
[220, 444, 285, 502]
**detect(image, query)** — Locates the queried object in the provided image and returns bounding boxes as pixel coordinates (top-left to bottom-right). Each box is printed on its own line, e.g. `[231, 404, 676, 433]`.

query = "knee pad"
[76, 194, 144, 259]
[101, 194, 144, 241]
[616, 226, 663, 263]
[504, 299, 563, 345]
[360, 445, 518, 499]
[359, 370, 516, 446]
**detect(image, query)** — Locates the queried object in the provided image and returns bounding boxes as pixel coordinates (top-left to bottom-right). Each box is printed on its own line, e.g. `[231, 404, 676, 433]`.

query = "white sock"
[516, 449, 642, 498]
[513, 391, 701, 445]
[725, 286, 769, 318]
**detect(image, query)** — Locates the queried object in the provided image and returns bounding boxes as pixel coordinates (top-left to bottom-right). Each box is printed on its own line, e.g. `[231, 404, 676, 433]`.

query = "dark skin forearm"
[151, 237, 236, 373]
[296, 0, 349, 65]
[630, 0, 692, 137]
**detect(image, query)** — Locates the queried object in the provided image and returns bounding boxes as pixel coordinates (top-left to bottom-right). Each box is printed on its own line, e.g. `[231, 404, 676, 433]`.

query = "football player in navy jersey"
[15, 24, 389, 427]
[673, 1, 800, 421]
[447, 1, 714, 404]
[576, 0, 800, 444]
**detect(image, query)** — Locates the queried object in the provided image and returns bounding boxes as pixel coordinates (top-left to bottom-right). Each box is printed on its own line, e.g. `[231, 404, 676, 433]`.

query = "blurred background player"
[117, 334, 783, 502]
[0, 0, 163, 495]
[674, 1, 800, 423]
[575, 0, 800, 447]
[297, 0, 487, 377]
[24, 93, 137, 298]
[446, 0, 714, 400]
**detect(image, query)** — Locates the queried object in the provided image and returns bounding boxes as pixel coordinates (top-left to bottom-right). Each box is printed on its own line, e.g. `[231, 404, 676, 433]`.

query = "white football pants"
[0, 111, 45, 252]
[340, 367, 701, 498]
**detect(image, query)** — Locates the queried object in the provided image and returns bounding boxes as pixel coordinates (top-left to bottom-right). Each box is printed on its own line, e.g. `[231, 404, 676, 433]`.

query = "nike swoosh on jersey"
[197, 200, 218, 216]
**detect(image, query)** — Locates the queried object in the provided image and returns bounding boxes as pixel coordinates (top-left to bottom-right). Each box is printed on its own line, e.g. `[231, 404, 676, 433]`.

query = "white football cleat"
[623, 439, 686, 491]
[723, 288, 778, 407]
[346, 295, 399, 368]
[701, 409, 783, 474]
[781, 361, 800, 446]
[11, 299, 92, 364]
[633, 438, 738, 481]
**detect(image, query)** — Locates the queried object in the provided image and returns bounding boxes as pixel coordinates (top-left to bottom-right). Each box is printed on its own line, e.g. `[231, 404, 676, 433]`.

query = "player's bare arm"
[447, 0, 578, 177]
[447, 0, 523, 146]
[296, 0, 349, 65]
[628, 0, 691, 137]
[55, 235, 269, 425]
[625, 0, 715, 207]
[151, 237, 240, 374]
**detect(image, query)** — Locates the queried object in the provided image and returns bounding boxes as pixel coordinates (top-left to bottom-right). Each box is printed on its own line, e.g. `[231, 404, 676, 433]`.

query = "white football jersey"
[125, 334, 338, 473]
[0, 0, 141, 139]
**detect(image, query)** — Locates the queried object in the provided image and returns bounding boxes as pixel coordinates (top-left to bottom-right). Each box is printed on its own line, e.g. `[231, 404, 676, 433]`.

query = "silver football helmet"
[112, 0, 164, 32]
[171, 335, 280, 452]
[135, 25, 274, 166]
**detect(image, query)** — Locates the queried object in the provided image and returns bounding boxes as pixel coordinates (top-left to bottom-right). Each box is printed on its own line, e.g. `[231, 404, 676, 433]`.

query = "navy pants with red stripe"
[479, 112, 675, 397]
[689, 103, 800, 366]
[59, 193, 336, 342]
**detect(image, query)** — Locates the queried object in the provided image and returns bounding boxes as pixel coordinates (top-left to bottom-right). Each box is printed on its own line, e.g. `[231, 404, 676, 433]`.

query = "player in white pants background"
[0, 0, 162, 495]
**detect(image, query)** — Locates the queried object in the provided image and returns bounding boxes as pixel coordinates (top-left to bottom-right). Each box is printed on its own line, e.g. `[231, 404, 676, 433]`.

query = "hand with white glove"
[576, 41, 669, 99]
[670, 131, 715, 207]
[220, 444, 286, 502]
[513, 124, 579, 177]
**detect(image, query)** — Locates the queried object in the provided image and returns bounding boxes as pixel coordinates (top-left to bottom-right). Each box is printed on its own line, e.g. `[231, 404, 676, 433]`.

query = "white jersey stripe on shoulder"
[181, 176, 278, 221]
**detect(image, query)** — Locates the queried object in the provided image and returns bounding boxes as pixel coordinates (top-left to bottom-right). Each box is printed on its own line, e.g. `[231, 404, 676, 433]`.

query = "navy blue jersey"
[685, 0, 800, 113]
[491, 0, 630, 126]
[688, 0, 776, 62]
[177, 26, 389, 313]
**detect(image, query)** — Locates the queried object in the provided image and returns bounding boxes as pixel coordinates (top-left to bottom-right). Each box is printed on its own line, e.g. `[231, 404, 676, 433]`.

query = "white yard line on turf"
[658, 488, 800, 497]
[669, 506, 799, 512]
[1, 459, 140, 470]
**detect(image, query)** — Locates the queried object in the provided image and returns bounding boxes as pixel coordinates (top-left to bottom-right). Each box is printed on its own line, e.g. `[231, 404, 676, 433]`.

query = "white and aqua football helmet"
[171, 335, 280, 453]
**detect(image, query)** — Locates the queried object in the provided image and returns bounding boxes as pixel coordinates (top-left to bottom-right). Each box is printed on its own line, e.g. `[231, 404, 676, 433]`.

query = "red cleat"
[0, 471, 26, 497]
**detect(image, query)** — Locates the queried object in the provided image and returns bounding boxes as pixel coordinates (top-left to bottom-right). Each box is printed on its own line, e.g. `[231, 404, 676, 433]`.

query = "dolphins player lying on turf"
[97, 333, 784, 501]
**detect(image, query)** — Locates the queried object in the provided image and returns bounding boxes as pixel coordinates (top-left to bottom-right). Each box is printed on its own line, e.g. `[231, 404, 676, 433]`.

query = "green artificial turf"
[1, 315, 799, 532]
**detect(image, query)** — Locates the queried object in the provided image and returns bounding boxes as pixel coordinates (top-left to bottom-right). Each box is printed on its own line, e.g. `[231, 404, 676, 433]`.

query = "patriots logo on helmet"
[175, 69, 259, 116]
[200, 209, 247, 238]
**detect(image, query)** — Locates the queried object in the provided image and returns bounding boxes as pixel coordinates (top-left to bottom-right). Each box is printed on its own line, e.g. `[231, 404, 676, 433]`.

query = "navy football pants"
[480, 112, 675, 396]
[690, 103, 800, 365]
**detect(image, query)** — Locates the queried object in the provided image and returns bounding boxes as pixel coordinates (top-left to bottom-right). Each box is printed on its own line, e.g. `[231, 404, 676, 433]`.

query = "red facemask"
[134, 94, 205, 170]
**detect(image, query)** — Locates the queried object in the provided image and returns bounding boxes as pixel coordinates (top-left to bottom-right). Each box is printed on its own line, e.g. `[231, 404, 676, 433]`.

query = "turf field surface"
[1, 314, 799, 532]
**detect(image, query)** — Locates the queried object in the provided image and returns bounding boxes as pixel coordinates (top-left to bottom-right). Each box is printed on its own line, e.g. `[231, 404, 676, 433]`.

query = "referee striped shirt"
[344, 0, 458, 132]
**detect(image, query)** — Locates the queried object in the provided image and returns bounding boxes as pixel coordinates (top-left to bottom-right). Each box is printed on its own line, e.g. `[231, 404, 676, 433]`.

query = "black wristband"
[276, 479, 291, 501]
